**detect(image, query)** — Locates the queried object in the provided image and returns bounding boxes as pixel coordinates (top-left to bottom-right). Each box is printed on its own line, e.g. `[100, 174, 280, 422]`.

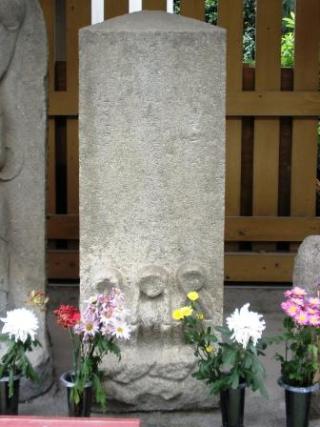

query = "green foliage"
[69, 330, 120, 411]
[281, 12, 295, 67]
[174, 0, 296, 66]
[281, 32, 294, 67]
[272, 317, 320, 387]
[283, 0, 295, 20]
[243, 0, 256, 64]
[181, 302, 267, 396]
[0, 335, 41, 397]
[174, 0, 218, 23]
[205, 0, 218, 25]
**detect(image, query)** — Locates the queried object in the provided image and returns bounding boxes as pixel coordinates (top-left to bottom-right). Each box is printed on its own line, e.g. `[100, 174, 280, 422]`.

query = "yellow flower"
[26, 290, 49, 311]
[180, 306, 193, 317]
[187, 291, 199, 302]
[172, 309, 184, 321]
[205, 345, 214, 353]
[196, 312, 204, 320]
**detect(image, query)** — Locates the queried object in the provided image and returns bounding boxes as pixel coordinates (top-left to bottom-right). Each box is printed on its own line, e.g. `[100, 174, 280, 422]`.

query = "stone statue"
[0, 0, 51, 399]
[80, 11, 226, 411]
[0, 0, 26, 311]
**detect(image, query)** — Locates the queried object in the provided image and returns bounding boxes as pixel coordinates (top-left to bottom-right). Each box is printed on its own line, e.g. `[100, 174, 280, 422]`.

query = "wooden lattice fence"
[40, 0, 320, 283]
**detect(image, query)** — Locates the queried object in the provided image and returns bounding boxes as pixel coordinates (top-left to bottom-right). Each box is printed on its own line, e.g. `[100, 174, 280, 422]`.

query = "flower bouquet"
[275, 286, 320, 427]
[54, 288, 131, 417]
[173, 292, 267, 427]
[0, 307, 40, 414]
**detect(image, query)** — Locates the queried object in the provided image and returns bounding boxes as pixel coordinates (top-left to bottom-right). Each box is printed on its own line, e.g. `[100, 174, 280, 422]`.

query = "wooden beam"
[291, 0, 320, 218]
[142, 0, 166, 10]
[47, 215, 79, 240]
[66, 0, 91, 111]
[225, 252, 293, 282]
[253, 0, 281, 218]
[180, 0, 205, 20]
[227, 91, 320, 116]
[49, 91, 320, 118]
[47, 214, 320, 242]
[47, 119, 56, 214]
[47, 250, 79, 279]
[104, 0, 129, 19]
[66, 120, 79, 214]
[225, 216, 320, 242]
[218, 0, 243, 220]
[47, 249, 295, 282]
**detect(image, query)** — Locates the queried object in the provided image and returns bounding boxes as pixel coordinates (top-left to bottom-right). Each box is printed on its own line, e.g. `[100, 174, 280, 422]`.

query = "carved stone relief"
[177, 262, 214, 320]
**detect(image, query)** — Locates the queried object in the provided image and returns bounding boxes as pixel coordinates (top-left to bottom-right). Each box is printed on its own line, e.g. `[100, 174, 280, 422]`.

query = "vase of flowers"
[54, 288, 131, 417]
[276, 286, 320, 427]
[172, 292, 267, 427]
[220, 382, 246, 427]
[60, 371, 93, 417]
[0, 307, 40, 414]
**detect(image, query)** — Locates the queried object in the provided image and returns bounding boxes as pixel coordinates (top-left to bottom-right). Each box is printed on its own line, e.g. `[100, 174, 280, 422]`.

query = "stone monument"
[293, 235, 320, 294]
[0, 0, 51, 398]
[80, 11, 225, 411]
[293, 235, 320, 416]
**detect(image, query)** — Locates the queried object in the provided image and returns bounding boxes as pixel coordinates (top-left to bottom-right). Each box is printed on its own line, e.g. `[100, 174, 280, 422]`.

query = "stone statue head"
[95, 268, 123, 294]
[137, 265, 169, 299]
[176, 262, 208, 293]
[0, 0, 26, 80]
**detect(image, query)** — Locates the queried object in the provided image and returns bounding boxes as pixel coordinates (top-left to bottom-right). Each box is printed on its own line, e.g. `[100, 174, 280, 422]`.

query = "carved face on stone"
[95, 268, 123, 294]
[137, 266, 169, 298]
[177, 262, 208, 293]
[0, 0, 26, 80]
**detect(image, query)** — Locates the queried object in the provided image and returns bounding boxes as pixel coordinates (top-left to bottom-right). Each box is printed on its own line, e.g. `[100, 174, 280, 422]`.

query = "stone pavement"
[18, 285, 320, 426]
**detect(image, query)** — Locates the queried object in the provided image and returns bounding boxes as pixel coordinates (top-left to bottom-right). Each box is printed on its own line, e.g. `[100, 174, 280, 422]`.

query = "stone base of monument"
[101, 345, 219, 412]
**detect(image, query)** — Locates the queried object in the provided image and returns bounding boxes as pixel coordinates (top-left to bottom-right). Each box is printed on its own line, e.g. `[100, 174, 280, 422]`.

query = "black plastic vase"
[220, 383, 246, 427]
[60, 371, 93, 417]
[0, 375, 20, 415]
[278, 378, 319, 427]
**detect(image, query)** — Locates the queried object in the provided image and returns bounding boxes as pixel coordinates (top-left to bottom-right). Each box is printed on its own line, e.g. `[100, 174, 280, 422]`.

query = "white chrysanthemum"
[112, 321, 131, 340]
[1, 308, 39, 343]
[226, 303, 265, 349]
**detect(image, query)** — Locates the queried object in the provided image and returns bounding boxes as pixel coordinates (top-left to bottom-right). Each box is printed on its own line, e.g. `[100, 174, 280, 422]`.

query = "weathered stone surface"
[292, 235, 320, 293]
[292, 236, 320, 416]
[80, 11, 225, 410]
[0, 0, 51, 398]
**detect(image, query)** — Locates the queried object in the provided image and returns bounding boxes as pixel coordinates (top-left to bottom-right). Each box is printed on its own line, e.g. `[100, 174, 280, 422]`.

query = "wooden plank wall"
[41, 0, 320, 282]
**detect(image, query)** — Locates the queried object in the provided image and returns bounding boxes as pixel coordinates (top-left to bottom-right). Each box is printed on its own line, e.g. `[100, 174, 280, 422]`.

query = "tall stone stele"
[0, 0, 51, 398]
[80, 11, 226, 411]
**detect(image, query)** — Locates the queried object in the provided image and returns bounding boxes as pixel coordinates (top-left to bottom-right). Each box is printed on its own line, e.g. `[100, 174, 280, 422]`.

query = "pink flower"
[284, 290, 293, 298]
[308, 315, 320, 327]
[101, 307, 114, 322]
[291, 297, 304, 307]
[294, 310, 309, 326]
[82, 319, 99, 340]
[307, 307, 318, 315]
[101, 323, 115, 337]
[282, 301, 299, 317]
[291, 287, 307, 297]
[308, 297, 320, 307]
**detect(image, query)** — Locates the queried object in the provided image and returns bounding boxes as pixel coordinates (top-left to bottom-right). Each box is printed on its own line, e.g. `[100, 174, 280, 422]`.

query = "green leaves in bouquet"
[181, 301, 267, 397]
[0, 335, 41, 397]
[96, 335, 121, 361]
[70, 333, 121, 409]
[274, 316, 320, 387]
